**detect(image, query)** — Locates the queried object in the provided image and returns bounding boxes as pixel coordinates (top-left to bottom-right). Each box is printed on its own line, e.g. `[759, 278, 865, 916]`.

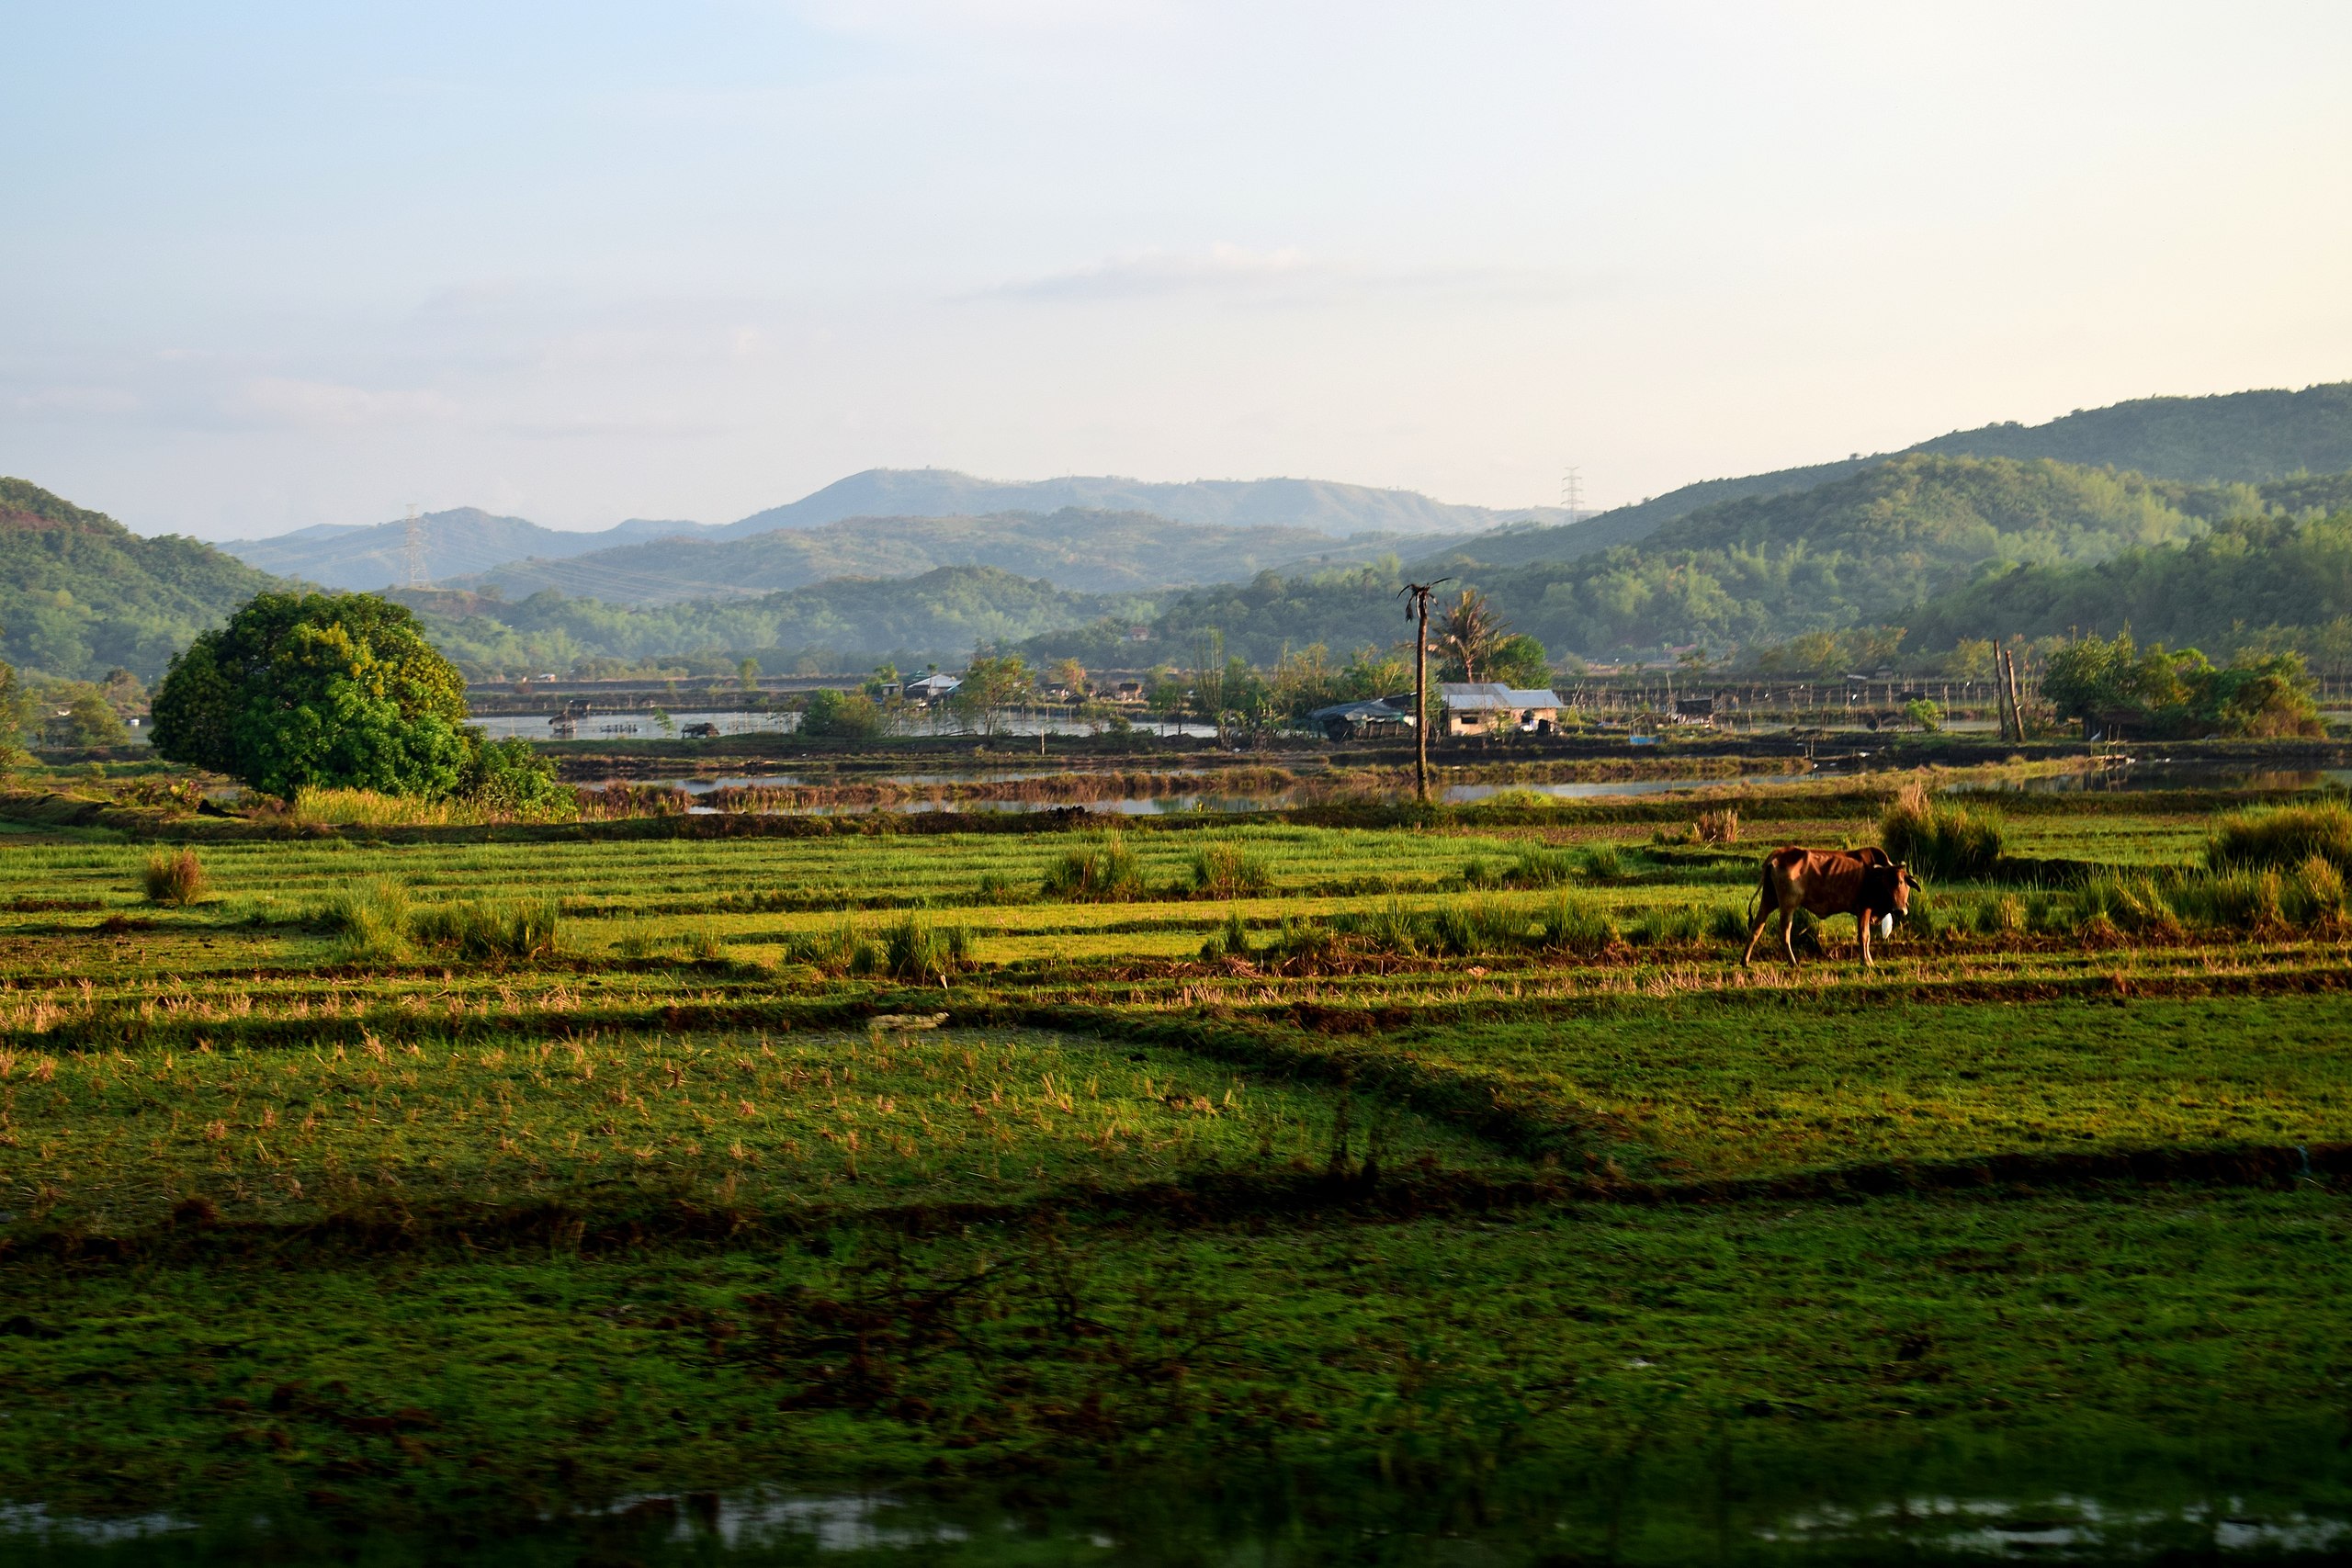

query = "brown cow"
[1740, 845, 1919, 967]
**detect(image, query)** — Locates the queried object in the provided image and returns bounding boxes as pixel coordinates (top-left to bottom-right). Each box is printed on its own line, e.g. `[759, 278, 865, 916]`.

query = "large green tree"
[150, 592, 478, 797]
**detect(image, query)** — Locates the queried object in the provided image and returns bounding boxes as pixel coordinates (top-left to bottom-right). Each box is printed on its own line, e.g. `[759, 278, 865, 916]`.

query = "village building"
[1436, 682, 1563, 736]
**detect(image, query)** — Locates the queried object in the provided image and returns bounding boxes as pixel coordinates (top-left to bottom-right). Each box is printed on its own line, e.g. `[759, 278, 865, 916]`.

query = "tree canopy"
[2040, 632, 2320, 739]
[150, 592, 481, 798]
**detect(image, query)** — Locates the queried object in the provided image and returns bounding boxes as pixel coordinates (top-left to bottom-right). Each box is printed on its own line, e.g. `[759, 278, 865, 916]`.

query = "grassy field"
[3, 763, 2350, 1561]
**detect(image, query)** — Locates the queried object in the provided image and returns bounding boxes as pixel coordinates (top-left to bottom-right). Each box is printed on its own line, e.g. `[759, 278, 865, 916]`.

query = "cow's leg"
[1740, 903, 1772, 965]
[1858, 908, 1873, 968]
[1780, 905, 1800, 965]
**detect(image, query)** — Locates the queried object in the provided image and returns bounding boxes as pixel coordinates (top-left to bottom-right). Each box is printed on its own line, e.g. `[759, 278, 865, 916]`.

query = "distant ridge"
[715, 469, 1556, 539]
[223, 509, 715, 590]
[461, 507, 1351, 604]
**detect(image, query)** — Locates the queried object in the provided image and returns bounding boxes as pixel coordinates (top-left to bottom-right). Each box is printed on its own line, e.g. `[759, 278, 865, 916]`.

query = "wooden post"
[1397, 580, 1447, 805]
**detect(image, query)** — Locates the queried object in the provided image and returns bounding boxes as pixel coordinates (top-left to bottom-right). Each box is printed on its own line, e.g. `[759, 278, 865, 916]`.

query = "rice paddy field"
[4, 756, 2351, 1564]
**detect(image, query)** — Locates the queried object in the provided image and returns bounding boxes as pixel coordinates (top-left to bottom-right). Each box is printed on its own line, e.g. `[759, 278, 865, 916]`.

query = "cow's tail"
[1745, 862, 1767, 928]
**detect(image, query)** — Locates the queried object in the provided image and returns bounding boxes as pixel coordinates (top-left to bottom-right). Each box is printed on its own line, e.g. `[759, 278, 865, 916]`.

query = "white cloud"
[963, 244, 1339, 303]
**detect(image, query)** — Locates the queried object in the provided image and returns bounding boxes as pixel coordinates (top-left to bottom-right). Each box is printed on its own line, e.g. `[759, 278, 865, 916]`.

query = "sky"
[6, 1, 2350, 541]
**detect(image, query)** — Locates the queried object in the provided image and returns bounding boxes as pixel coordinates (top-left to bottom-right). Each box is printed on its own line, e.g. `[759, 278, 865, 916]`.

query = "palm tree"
[1437, 590, 1503, 683]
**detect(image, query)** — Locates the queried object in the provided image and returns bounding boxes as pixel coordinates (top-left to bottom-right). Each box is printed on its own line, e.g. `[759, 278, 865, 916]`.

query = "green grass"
[5, 778, 2352, 1544]
[2, 1191, 2346, 1529]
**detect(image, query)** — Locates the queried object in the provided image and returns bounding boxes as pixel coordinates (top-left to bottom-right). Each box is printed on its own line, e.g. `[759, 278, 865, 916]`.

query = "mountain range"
[10, 378, 2352, 682]
[456, 508, 1350, 604]
[224, 472, 1562, 592]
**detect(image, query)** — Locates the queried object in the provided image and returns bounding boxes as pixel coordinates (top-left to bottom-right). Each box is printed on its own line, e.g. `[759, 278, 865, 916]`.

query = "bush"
[1694, 808, 1740, 845]
[141, 850, 206, 907]
[864, 915, 969, 985]
[1191, 842, 1272, 898]
[461, 738, 577, 822]
[2204, 802, 2352, 872]
[313, 876, 412, 960]
[798, 689, 884, 741]
[1041, 835, 1145, 901]
[1880, 781, 2004, 880]
[1903, 698, 1943, 733]
[410, 898, 561, 960]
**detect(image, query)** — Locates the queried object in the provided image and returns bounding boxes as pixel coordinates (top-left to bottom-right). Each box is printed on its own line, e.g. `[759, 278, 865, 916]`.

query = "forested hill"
[0, 478, 287, 681]
[1431, 380, 2352, 571]
[1028, 455, 2254, 667]
[461, 508, 1350, 604]
[1906, 381, 2352, 483]
[394, 566, 1154, 679]
[1902, 510, 2352, 660]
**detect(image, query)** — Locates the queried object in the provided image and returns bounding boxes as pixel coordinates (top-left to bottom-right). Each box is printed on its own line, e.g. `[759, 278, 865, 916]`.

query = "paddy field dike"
[3, 743, 2350, 1563]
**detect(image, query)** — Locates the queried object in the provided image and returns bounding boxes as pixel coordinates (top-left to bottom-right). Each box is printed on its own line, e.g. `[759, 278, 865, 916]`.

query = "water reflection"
[13, 1472, 2352, 1566]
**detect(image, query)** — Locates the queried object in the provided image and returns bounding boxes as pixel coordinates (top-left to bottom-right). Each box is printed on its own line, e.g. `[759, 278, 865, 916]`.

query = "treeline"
[1900, 513, 2352, 673]
[397, 566, 1158, 681]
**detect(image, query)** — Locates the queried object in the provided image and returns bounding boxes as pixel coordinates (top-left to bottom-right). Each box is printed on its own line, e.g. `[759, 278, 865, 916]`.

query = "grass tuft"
[2205, 801, 2352, 873]
[1881, 780, 2004, 880]
[141, 849, 207, 907]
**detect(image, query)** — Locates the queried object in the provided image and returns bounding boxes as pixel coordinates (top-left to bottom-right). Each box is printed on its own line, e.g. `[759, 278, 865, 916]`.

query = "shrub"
[410, 898, 561, 961]
[1880, 781, 2003, 880]
[1693, 808, 1740, 845]
[141, 850, 206, 907]
[2295, 854, 2346, 925]
[865, 915, 969, 985]
[1191, 842, 1272, 898]
[799, 689, 884, 741]
[1041, 835, 1145, 901]
[313, 876, 412, 960]
[2204, 802, 2352, 873]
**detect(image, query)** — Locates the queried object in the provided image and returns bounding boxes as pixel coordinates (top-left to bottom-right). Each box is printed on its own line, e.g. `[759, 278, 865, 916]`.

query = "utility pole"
[1560, 465, 1584, 521]
[402, 504, 426, 589]
[1397, 579, 1450, 805]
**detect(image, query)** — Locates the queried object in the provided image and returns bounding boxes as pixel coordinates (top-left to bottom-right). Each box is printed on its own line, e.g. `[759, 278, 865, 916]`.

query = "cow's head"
[1866, 859, 1921, 922]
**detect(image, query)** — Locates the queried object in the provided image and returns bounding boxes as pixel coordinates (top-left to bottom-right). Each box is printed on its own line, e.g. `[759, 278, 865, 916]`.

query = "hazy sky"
[6, 1, 2350, 540]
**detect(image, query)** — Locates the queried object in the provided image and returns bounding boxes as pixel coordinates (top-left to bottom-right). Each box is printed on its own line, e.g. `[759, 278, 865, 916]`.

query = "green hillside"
[1903, 509, 2352, 667]
[397, 566, 1156, 679]
[0, 478, 288, 681]
[1430, 380, 2352, 572]
[1045, 455, 2242, 666]
[1908, 381, 2352, 482]
[466, 508, 1342, 604]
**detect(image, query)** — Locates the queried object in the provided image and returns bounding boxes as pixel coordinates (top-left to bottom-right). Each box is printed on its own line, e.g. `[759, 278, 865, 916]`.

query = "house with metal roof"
[1436, 682, 1563, 736]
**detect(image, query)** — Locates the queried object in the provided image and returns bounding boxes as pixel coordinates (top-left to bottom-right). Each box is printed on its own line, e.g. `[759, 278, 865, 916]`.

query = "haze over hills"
[223, 510, 716, 591]
[458, 508, 1350, 604]
[715, 469, 1558, 540]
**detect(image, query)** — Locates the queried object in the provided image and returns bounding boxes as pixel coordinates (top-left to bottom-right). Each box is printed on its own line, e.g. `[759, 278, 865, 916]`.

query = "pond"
[14, 1455, 2349, 1565]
